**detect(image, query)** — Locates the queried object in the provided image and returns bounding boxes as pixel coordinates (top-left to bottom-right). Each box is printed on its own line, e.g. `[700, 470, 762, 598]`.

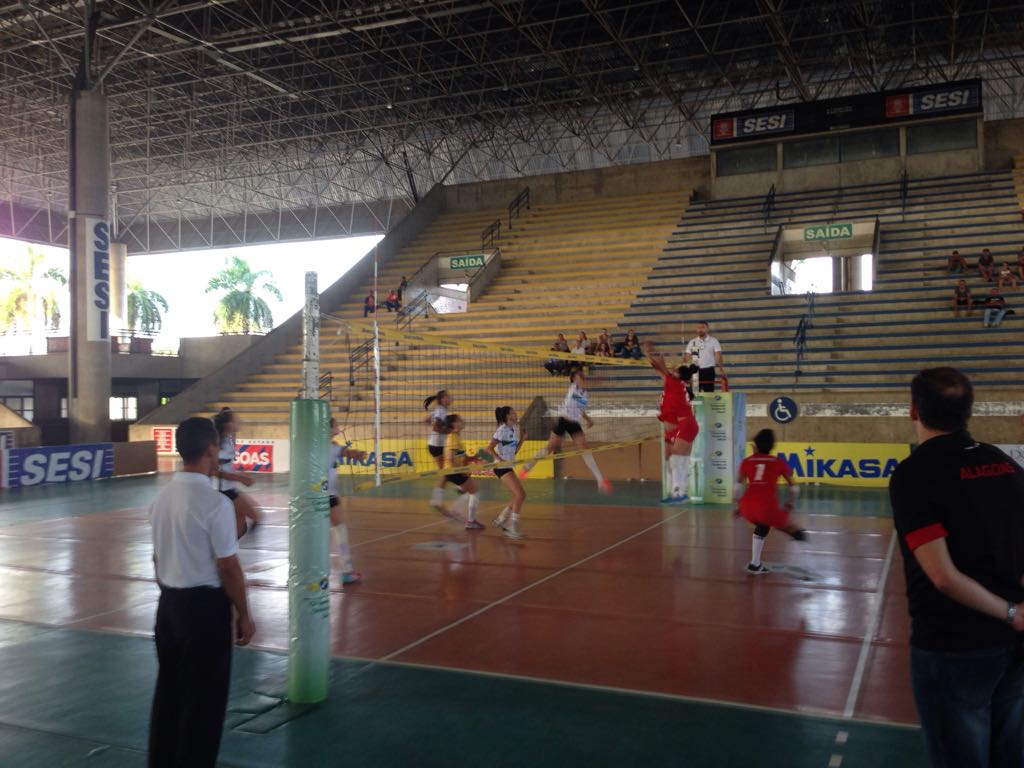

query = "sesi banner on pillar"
[83, 216, 111, 342]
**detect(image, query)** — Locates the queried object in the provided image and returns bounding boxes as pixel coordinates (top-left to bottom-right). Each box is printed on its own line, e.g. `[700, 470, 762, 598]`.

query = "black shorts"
[329, 495, 339, 508]
[552, 417, 583, 437]
[493, 467, 514, 479]
[428, 445, 444, 458]
[955, 299, 970, 307]
[448, 473, 470, 487]
[220, 489, 239, 501]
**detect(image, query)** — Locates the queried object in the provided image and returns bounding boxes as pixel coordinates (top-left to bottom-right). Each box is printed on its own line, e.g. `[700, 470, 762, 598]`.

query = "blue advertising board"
[2, 443, 114, 488]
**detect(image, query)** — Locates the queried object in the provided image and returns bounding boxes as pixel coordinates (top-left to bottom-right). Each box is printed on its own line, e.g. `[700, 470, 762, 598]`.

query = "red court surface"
[0, 475, 917, 730]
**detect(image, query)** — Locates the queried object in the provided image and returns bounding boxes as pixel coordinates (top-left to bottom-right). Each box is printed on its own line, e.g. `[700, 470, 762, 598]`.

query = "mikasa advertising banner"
[764, 442, 911, 488]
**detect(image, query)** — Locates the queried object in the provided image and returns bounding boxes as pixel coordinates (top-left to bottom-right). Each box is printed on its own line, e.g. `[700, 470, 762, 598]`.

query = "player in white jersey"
[327, 418, 367, 584]
[519, 369, 611, 493]
[486, 406, 527, 539]
[212, 408, 262, 538]
[423, 389, 454, 514]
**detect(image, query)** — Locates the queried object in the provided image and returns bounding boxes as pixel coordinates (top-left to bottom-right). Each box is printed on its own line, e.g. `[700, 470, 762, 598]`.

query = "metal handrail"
[508, 186, 530, 229]
[349, 340, 372, 385]
[761, 183, 776, 225]
[481, 219, 501, 250]
[793, 293, 815, 379]
[397, 290, 431, 330]
[899, 170, 909, 211]
[767, 224, 782, 267]
[871, 215, 881, 269]
[298, 371, 333, 399]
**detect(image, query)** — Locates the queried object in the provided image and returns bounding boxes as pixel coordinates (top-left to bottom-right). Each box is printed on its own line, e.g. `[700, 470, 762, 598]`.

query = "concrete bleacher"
[197, 190, 690, 430]
[599, 170, 1023, 415]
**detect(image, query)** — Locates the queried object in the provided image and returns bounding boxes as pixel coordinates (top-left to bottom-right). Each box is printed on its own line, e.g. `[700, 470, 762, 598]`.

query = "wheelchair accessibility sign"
[770, 397, 798, 424]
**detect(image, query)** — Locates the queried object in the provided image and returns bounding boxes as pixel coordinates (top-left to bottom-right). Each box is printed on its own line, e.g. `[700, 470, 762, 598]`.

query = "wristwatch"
[1006, 603, 1018, 625]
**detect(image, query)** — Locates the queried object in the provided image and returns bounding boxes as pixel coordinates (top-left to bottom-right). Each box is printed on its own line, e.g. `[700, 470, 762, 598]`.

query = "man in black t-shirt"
[890, 367, 1024, 768]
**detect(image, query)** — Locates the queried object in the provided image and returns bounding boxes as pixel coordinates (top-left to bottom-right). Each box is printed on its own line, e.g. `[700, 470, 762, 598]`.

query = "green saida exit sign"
[804, 223, 853, 241]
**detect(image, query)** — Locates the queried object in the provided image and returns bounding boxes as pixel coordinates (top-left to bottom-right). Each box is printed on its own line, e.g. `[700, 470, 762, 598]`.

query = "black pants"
[149, 587, 233, 768]
[698, 366, 716, 392]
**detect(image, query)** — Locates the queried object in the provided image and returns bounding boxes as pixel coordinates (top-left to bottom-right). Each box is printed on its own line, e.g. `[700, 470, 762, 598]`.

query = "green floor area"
[0, 620, 924, 768]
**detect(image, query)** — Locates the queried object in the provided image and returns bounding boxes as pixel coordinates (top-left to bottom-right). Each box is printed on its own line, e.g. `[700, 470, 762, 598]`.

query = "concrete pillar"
[109, 241, 127, 333]
[68, 87, 112, 444]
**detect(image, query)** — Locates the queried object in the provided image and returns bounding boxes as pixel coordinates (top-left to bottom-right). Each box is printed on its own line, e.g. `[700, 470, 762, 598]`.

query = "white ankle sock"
[582, 452, 604, 483]
[677, 456, 690, 494]
[430, 486, 444, 505]
[524, 448, 548, 473]
[467, 494, 479, 522]
[751, 534, 766, 566]
[669, 455, 685, 494]
[335, 523, 354, 573]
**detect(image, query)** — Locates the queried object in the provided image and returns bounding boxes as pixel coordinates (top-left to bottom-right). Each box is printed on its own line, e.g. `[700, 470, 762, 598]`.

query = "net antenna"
[372, 245, 383, 487]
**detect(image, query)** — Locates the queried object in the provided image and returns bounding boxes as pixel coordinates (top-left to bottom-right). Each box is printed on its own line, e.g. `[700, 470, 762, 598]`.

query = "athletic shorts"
[220, 489, 239, 501]
[552, 417, 583, 437]
[955, 299, 970, 306]
[493, 467, 514, 479]
[447, 473, 470, 487]
[428, 445, 444, 458]
[739, 502, 791, 530]
[664, 415, 699, 444]
[329, 495, 339, 508]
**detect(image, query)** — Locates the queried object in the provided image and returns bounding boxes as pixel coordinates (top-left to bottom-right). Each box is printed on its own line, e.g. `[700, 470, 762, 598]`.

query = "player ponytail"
[423, 389, 447, 410]
[495, 406, 512, 424]
[753, 428, 776, 454]
[213, 407, 234, 439]
[677, 363, 699, 379]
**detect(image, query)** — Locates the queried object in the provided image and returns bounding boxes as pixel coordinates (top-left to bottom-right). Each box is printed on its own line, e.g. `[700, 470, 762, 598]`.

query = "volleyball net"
[321, 316, 665, 491]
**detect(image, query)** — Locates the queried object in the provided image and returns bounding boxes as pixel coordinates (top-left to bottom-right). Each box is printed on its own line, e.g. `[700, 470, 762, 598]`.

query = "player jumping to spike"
[519, 369, 612, 493]
[645, 342, 699, 503]
[736, 428, 807, 575]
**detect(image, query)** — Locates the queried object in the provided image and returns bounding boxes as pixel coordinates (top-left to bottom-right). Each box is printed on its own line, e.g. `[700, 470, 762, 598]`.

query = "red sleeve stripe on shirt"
[904, 523, 949, 551]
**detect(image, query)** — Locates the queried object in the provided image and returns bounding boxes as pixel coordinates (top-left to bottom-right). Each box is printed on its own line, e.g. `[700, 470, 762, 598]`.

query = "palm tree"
[0, 246, 68, 344]
[127, 281, 169, 333]
[205, 255, 282, 334]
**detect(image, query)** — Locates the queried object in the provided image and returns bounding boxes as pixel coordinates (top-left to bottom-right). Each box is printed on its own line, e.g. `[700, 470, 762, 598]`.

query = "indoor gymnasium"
[1, 2, 1024, 766]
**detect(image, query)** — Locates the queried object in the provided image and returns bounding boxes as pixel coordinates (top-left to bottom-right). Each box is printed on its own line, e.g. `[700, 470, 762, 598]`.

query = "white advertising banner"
[700, 391, 746, 505]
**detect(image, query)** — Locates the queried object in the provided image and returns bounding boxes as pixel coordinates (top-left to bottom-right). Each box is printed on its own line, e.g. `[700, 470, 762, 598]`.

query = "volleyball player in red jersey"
[737, 429, 806, 574]
[645, 342, 700, 503]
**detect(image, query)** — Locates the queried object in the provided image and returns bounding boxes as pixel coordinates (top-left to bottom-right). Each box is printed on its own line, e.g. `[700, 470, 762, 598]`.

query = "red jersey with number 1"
[738, 453, 793, 514]
[660, 376, 692, 422]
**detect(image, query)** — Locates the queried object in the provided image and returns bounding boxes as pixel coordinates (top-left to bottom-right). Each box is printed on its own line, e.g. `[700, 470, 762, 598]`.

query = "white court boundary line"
[379, 509, 688, 662]
[843, 530, 897, 718]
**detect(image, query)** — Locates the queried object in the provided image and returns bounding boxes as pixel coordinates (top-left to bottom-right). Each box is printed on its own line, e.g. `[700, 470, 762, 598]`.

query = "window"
[0, 396, 33, 422]
[716, 144, 776, 176]
[109, 397, 138, 422]
[907, 119, 977, 155]
[840, 129, 899, 162]
[783, 136, 839, 169]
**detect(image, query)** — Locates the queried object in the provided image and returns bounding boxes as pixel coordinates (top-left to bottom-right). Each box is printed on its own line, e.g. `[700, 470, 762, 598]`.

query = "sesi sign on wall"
[2, 443, 114, 488]
[712, 110, 795, 141]
[885, 84, 981, 118]
[83, 216, 111, 342]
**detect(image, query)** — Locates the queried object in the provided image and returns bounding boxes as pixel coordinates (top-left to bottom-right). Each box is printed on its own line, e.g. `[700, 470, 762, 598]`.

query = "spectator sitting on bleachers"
[363, 293, 375, 317]
[951, 280, 973, 318]
[998, 263, 1018, 291]
[616, 329, 642, 359]
[983, 288, 1008, 328]
[571, 332, 590, 355]
[946, 250, 967, 273]
[978, 248, 995, 282]
[594, 340, 613, 357]
[598, 328, 612, 350]
[385, 289, 400, 312]
[544, 333, 570, 376]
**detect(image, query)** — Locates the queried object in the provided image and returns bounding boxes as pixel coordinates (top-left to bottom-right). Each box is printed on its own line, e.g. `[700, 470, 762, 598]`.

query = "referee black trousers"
[149, 586, 233, 768]
[698, 366, 716, 392]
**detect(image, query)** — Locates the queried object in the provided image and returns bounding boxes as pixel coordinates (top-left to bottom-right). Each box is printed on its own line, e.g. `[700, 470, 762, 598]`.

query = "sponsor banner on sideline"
[334, 439, 553, 479]
[756, 442, 911, 488]
[1, 443, 114, 488]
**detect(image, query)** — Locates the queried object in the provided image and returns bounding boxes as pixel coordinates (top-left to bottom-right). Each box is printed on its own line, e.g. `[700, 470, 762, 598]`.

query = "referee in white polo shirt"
[684, 320, 727, 392]
[148, 417, 255, 768]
